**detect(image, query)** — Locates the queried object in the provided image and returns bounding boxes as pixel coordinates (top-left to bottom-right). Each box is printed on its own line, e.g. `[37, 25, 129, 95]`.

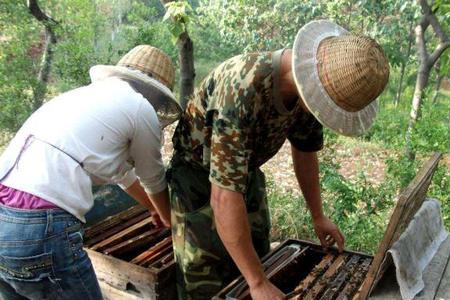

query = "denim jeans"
[0, 204, 103, 300]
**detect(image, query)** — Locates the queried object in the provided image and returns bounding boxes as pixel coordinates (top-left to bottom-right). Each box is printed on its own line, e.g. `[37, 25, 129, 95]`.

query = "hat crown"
[316, 35, 389, 112]
[117, 45, 175, 90]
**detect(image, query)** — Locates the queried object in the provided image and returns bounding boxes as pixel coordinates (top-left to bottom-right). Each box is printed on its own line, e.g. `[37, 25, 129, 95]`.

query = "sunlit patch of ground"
[162, 124, 390, 196]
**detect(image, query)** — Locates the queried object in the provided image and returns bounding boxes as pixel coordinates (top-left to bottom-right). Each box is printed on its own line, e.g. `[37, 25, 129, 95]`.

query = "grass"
[267, 139, 395, 255]
[267, 90, 449, 254]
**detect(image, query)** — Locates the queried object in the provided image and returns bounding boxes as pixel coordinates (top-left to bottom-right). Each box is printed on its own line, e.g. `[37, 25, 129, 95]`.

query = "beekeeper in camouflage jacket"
[168, 20, 389, 300]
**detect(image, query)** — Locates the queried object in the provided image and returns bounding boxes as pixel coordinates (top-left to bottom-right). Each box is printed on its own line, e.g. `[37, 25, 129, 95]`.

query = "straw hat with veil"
[90, 45, 181, 129]
[292, 20, 390, 136]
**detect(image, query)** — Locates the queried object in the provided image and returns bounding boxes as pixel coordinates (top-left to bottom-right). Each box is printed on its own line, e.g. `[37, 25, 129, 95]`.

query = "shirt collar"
[272, 48, 296, 115]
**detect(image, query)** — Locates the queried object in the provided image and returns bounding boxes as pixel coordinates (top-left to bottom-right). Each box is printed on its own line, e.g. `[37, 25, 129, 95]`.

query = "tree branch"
[428, 42, 450, 68]
[428, 13, 448, 42]
[419, 0, 448, 43]
[27, 0, 58, 26]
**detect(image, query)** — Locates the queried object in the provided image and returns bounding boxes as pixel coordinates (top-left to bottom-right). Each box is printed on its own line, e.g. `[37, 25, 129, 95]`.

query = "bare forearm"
[291, 146, 345, 251]
[147, 188, 171, 225]
[124, 179, 171, 226]
[210, 185, 266, 288]
[291, 147, 324, 220]
[125, 179, 157, 211]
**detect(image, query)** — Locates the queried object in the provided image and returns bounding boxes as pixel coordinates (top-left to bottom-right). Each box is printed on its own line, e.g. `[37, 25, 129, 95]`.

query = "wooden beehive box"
[83, 205, 176, 300]
[214, 153, 442, 300]
[214, 239, 373, 300]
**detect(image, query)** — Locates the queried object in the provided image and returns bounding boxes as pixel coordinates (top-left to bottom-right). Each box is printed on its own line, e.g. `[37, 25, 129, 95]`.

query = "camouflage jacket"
[172, 50, 323, 193]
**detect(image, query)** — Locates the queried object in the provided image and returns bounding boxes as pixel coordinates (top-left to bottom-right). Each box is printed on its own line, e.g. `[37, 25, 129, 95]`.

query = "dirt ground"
[161, 124, 388, 196]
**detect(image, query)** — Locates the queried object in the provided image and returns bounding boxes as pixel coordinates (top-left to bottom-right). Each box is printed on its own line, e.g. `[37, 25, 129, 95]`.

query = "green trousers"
[167, 156, 271, 300]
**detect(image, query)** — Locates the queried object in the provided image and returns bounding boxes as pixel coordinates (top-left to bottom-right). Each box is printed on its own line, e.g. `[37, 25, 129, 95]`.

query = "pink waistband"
[0, 184, 58, 209]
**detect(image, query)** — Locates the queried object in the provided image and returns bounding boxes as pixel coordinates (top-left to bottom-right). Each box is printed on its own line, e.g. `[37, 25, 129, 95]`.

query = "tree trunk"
[93, 1, 100, 52]
[160, 0, 196, 109]
[27, 0, 58, 111]
[178, 31, 195, 109]
[394, 22, 414, 107]
[405, 65, 430, 160]
[394, 62, 407, 107]
[405, 0, 450, 161]
[33, 27, 56, 111]
[432, 61, 443, 104]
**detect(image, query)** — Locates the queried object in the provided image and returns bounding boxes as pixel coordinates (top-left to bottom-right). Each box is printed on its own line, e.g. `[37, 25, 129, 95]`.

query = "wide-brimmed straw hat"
[292, 20, 389, 136]
[89, 45, 181, 128]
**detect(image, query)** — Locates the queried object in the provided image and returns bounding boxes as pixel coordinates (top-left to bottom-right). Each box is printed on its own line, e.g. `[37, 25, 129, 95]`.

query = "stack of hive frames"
[83, 205, 176, 300]
[213, 239, 372, 300]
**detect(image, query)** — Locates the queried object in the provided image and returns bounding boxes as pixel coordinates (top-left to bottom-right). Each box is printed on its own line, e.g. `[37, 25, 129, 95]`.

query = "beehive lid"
[358, 152, 442, 299]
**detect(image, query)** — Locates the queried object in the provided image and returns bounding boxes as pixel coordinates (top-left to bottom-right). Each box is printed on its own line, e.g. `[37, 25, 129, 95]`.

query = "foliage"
[368, 91, 449, 157]
[269, 129, 449, 254]
[0, 1, 41, 132]
[268, 180, 315, 243]
[429, 165, 450, 228]
[163, 1, 193, 44]
[51, 0, 112, 89]
[120, 1, 177, 61]
[269, 140, 396, 254]
[195, 0, 324, 53]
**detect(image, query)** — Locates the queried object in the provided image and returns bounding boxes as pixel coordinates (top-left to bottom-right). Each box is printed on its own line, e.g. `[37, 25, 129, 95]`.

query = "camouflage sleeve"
[209, 115, 250, 194]
[287, 112, 324, 152]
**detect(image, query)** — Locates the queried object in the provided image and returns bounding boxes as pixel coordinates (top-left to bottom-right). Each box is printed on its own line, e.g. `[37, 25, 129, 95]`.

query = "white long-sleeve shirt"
[0, 77, 166, 222]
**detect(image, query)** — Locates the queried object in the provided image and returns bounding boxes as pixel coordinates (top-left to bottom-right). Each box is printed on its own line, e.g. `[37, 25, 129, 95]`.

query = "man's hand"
[150, 211, 165, 228]
[250, 279, 285, 300]
[313, 215, 345, 252]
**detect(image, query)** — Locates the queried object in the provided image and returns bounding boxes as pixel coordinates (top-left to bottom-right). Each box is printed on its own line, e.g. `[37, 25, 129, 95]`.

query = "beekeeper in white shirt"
[0, 45, 180, 299]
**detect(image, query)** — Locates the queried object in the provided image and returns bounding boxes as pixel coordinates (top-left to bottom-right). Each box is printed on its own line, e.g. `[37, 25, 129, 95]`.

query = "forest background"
[0, 0, 449, 254]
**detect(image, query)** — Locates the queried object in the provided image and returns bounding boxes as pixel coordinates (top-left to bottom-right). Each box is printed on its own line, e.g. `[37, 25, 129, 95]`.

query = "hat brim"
[292, 20, 378, 136]
[89, 65, 182, 128]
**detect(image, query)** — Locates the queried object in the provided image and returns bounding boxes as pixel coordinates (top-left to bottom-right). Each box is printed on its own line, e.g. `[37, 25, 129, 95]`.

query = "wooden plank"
[130, 237, 172, 265]
[359, 153, 442, 300]
[84, 205, 147, 240]
[336, 257, 372, 300]
[99, 280, 144, 300]
[90, 249, 177, 299]
[320, 255, 361, 300]
[85, 211, 150, 248]
[140, 246, 172, 268]
[411, 236, 450, 300]
[91, 217, 154, 252]
[103, 228, 170, 256]
[303, 254, 347, 300]
[433, 237, 450, 300]
[141, 245, 172, 267]
[233, 245, 307, 300]
[265, 246, 305, 277]
[366, 263, 401, 300]
[366, 238, 450, 300]
[86, 248, 158, 296]
[149, 252, 174, 269]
